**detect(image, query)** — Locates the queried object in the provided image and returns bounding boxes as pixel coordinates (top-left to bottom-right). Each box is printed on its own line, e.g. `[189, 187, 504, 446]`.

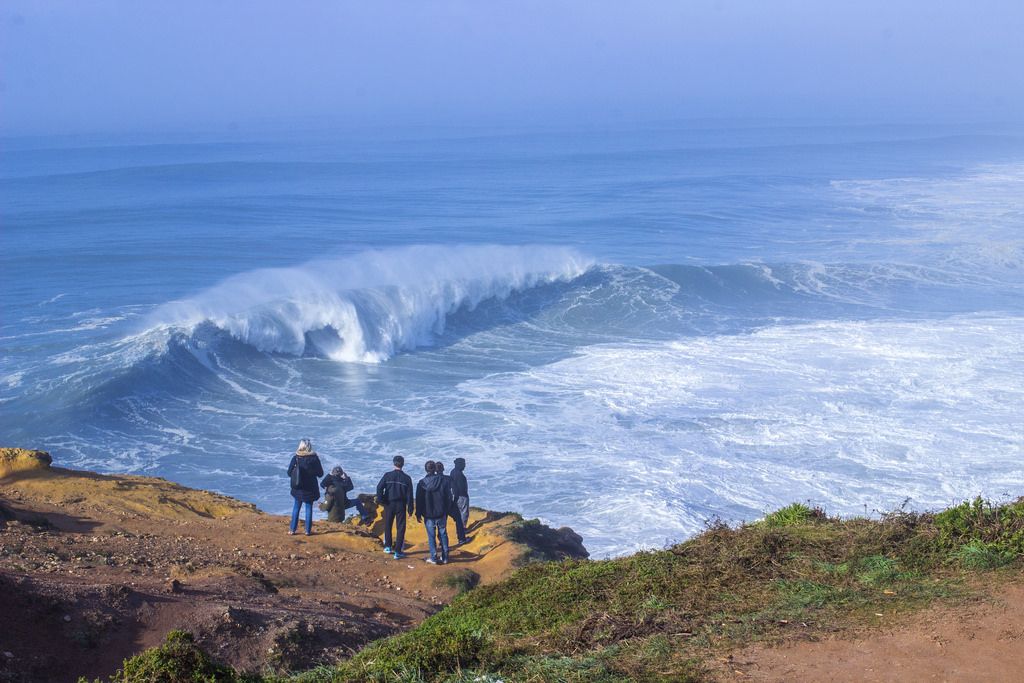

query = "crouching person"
[320, 466, 371, 524]
[416, 461, 452, 565]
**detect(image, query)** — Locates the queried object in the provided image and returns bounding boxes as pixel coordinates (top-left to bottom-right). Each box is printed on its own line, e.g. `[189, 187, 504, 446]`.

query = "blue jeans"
[425, 517, 449, 562]
[344, 498, 370, 520]
[290, 498, 313, 534]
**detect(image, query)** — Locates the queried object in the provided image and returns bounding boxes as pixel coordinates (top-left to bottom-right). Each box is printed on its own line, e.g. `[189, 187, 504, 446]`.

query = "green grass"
[757, 502, 824, 527]
[97, 498, 1024, 683]
[88, 630, 242, 683]
[934, 497, 1024, 554]
[954, 540, 1017, 569]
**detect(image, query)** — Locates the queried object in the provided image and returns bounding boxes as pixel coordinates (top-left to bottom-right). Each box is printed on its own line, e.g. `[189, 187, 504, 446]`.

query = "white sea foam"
[147, 244, 593, 362]
[832, 163, 1024, 276]
[446, 316, 1024, 557]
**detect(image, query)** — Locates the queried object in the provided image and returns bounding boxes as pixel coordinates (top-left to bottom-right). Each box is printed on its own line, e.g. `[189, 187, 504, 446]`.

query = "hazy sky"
[2, 1, 1023, 136]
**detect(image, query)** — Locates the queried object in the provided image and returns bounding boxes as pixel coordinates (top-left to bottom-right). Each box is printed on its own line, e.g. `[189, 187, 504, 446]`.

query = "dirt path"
[719, 583, 1024, 682]
[0, 449, 586, 682]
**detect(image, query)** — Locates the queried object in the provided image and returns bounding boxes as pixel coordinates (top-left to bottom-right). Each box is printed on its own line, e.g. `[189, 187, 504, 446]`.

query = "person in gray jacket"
[450, 457, 470, 535]
[435, 461, 468, 545]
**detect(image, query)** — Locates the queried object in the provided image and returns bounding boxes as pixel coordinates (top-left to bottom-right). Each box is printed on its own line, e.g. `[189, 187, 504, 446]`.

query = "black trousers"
[383, 502, 407, 551]
[448, 506, 467, 542]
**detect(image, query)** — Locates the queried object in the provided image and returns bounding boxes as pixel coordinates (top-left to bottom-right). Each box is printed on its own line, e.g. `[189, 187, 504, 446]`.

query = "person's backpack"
[290, 461, 302, 489]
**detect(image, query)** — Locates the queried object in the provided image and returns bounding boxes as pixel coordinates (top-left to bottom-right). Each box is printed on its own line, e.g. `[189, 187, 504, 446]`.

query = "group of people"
[285, 439, 470, 565]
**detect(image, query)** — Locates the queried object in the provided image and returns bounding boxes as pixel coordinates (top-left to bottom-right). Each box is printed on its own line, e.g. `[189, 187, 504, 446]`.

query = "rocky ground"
[0, 448, 587, 682]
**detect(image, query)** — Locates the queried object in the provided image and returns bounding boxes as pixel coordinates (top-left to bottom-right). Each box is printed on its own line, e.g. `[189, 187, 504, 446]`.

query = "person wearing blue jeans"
[287, 439, 324, 536]
[290, 499, 314, 535]
[424, 516, 449, 565]
[415, 460, 453, 564]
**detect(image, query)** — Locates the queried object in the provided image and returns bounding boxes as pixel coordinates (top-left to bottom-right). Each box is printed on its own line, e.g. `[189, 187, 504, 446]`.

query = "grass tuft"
[757, 502, 826, 528]
[434, 568, 481, 594]
[934, 496, 1024, 554]
[954, 540, 1017, 570]
[106, 630, 238, 682]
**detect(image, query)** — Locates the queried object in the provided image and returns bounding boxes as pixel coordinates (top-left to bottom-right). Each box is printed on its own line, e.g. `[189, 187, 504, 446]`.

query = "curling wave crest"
[146, 245, 593, 362]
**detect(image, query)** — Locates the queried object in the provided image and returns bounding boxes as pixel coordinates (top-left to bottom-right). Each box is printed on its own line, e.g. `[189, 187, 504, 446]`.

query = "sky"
[1, 0, 1023, 137]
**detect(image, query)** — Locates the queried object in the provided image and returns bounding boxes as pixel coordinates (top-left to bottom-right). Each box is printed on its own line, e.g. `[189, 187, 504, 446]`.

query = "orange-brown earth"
[0, 448, 585, 682]
[717, 581, 1024, 682]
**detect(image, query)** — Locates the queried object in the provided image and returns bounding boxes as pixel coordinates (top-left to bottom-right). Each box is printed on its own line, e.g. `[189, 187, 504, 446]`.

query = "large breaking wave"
[145, 245, 593, 362]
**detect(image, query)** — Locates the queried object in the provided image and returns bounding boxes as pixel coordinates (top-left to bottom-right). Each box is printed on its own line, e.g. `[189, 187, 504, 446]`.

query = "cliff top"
[0, 447, 586, 681]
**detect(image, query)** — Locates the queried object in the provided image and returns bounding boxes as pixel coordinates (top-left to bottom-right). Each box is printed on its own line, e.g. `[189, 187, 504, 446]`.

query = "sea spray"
[146, 245, 594, 362]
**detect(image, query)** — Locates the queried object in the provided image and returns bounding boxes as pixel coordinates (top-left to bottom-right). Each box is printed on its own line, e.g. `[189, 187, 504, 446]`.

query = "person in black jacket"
[287, 439, 324, 536]
[320, 466, 371, 524]
[451, 457, 470, 535]
[375, 455, 414, 559]
[415, 461, 453, 564]
[435, 461, 467, 545]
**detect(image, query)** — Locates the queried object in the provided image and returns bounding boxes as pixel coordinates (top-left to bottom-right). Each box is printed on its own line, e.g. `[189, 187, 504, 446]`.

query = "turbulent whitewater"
[148, 245, 592, 362]
[2, 125, 1023, 557]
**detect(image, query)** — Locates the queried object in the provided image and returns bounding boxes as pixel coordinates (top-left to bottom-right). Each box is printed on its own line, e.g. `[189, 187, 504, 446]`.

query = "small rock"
[167, 579, 183, 593]
[3, 652, 13, 659]
[62, 615, 71, 623]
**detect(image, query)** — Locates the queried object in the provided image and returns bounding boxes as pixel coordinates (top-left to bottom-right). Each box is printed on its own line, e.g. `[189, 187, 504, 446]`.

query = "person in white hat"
[287, 438, 324, 535]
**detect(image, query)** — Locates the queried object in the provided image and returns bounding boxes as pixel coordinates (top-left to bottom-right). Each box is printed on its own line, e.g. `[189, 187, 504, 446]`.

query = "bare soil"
[0, 451, 584, 682]
[718, 581, 1024, 682]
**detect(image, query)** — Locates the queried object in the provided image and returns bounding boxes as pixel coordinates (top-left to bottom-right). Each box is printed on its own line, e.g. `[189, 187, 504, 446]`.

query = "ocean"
[2, 123, 1023, 557]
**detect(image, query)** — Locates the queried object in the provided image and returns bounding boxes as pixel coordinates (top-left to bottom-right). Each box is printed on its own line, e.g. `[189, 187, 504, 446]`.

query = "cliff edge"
[0, 448, 586, 682]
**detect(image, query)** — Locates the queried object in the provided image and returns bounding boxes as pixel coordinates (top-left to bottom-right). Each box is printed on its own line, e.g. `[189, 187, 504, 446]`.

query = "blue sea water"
[2, 123, 1023, 557]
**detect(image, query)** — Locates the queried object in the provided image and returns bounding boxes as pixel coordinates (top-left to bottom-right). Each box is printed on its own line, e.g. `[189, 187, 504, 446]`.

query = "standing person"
[375, 455, 414, 559]
[320, 466, 372, 524]
[435, 462, 467, 545]
[287, 439, 324, 536]
[415, 461, 452, 565]
[451, 457, 471, 540]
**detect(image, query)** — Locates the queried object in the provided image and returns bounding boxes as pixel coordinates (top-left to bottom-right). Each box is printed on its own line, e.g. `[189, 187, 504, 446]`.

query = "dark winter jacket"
[320, 472, 354, 507]
[320, 472, 354, 522]
[440, 474, 457, 507]
[450, 463, 469, 498]
[288, 454, 324, 503]
[320, 489, 342, 522]
[415, 473, 452, 520]
[376, 469, 414, 513]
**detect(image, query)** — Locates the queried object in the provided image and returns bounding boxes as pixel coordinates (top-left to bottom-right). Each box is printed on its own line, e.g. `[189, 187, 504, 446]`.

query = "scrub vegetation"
[96, 497, 1024, 683]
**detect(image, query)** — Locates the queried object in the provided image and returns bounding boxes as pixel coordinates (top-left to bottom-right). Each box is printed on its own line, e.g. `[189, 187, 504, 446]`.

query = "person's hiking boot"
[424, 557, 438, 565]
[382, 546, 392, 554]
[393, 551, 406, 560]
